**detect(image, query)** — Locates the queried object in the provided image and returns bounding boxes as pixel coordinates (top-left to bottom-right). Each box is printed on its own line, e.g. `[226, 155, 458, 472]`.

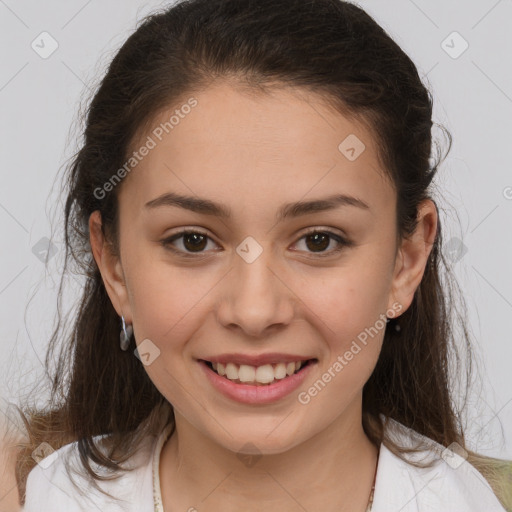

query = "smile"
[197, 358, 318, 404]
[204, 360, 315, 386]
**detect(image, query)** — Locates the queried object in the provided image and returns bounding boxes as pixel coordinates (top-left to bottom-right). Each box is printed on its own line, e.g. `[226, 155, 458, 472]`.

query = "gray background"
[0, 0, 511, 459]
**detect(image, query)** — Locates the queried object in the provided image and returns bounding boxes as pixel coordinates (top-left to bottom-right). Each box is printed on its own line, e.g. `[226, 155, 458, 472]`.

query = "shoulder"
[23, 433, 156, 512]
[373, 416, 507, 512]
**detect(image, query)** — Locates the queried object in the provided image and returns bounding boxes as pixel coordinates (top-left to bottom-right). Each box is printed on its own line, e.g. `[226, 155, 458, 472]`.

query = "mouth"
[199, 358, 318, 386]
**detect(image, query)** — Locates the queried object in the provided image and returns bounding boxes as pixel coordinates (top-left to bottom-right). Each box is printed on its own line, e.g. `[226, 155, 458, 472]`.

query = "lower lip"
[198, 360, 316, 405]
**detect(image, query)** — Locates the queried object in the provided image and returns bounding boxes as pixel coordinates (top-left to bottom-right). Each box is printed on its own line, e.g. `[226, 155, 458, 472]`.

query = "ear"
[387, 199, 438, 315]
[89, 210, 132, 323]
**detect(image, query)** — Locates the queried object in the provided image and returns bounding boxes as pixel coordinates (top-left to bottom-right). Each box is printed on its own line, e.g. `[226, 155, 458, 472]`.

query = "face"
[90, 81, 436, 455]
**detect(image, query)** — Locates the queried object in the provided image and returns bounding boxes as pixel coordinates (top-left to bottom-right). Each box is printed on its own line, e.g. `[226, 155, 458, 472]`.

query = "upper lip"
[200, 353, 317, 366]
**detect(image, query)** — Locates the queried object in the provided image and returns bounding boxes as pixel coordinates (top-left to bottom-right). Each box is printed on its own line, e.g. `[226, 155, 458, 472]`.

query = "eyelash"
[160, 228, 353, 259]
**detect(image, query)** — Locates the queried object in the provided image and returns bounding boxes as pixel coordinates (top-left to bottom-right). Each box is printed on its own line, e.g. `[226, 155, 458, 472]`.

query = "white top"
[22, 416, 507, 512]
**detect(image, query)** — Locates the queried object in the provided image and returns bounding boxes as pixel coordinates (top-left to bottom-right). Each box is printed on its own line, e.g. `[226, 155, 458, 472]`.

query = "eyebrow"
[144, 191, 370, 221]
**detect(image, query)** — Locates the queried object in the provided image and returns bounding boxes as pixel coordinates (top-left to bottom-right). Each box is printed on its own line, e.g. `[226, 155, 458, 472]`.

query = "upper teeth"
[212, 361, 305, 385]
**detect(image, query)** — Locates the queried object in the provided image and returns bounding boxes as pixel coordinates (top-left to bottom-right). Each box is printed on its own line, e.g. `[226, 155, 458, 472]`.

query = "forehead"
[119, 81, 394, 219]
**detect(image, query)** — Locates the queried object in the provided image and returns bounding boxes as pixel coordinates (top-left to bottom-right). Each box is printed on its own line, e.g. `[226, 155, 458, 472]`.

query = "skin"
[89, 81, 437, 511]
[0, 418, 23, 511]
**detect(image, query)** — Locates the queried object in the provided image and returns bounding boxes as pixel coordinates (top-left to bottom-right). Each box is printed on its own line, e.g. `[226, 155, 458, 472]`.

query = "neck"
[159, 396, 379, 512]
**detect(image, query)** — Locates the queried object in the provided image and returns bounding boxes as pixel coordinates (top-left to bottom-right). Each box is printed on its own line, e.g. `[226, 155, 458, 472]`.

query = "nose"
[215, 248, 296, 338]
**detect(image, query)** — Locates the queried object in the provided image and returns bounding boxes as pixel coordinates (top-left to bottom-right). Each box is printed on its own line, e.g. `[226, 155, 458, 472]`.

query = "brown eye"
[305, 232, 330, 252]
[181, 232, 208, 252]
[161, 228, 352, 259]
[161, 230, 216, 256]
[292, 229, 352, 257]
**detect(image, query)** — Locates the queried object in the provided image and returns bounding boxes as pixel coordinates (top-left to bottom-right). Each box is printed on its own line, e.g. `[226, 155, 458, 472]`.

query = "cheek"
[299, 273, 387, 405]
[296, 263, 390, 335]
[126, 251, 219, 345]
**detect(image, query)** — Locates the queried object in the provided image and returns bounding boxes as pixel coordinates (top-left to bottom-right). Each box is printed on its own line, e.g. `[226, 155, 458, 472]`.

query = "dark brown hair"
[12, 0, 510, 507]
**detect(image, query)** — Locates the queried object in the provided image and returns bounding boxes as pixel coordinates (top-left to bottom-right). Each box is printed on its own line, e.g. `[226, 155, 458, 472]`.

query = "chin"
[206, 418, 309, 456]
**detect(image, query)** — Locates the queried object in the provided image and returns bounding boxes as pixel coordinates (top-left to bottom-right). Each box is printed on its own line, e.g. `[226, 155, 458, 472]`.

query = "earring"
[386, 316, 401, 333]
[120, 315, 133, 351]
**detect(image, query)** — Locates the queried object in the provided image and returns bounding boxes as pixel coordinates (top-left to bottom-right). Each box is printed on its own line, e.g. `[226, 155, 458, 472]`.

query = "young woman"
[13, 0, 511, 510]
